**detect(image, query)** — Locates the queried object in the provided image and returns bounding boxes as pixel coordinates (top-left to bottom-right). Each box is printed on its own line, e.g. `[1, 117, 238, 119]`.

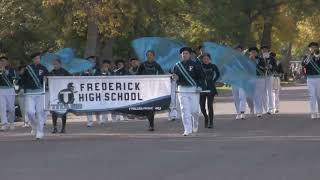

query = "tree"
[2, 0, 320, 66]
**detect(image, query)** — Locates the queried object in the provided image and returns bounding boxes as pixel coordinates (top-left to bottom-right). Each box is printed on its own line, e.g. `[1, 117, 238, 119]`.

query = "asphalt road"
[1, 85, 320, 180]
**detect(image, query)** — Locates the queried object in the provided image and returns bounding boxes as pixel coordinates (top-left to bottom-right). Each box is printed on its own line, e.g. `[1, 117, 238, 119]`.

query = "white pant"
[246, 96, 255, 114]
[177, 86, 200, 134]
[246, 79, 255, 114]
[114, 114, 126, 121]
[87, 113, 107, 125]
[87, 112, 119, 125]
[45, 92, 50, 119]
[307, 77, 320, 114]
[169, 80, 180, 120]
[254, 78, 266, 114]
[232, 86, 247, 114]
[25, 93, 46, 135]
[0, 88, 15, 125]
[264, 76, 274, 112]
[272, 77, 281, 111]
[18, 92, 29, 123]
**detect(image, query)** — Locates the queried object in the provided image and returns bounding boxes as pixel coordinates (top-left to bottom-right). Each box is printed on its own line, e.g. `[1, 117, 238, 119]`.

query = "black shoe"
[52, 128, 58, 134]
[208, 124, 213, 129]
[60, 129, 66, 134]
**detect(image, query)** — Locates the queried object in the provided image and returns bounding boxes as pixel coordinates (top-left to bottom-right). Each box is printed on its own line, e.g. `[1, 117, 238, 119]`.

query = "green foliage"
[1, 0, 320, 64]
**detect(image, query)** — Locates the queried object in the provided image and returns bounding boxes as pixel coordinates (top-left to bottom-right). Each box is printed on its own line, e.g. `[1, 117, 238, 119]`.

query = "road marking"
[3, 133, 320, 142]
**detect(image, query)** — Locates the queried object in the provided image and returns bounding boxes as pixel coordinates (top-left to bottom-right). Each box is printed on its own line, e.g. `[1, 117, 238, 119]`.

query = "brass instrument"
[113, 68, 121, 73]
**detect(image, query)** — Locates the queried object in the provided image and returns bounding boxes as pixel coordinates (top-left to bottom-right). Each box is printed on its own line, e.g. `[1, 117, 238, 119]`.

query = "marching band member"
[271, 52, 283, 113]
[94, 59, 113, 123]
[97, 59, 113, 75]
[301, 42, 320, 119]
[19, 52, 49, 139]
[85, 56, 100, 75]
[17, 65, 30, 127]
[128, 57, 140, 75]
[137, 50, 164, 131]
[199, 53, 220, 128]
[173, 47, 205, 136]
[0, 56, 17, 131]
[127, 58, 140, 120]
[249, 47, 265, 117]
[260, 45, 277, 114]
[113, 59, 129, 76]
[49, 59, 71, 134]
[113, 59, 129, 121]
[82, 56, 105, 127]
[128, 57, 145, 120]
[232, 44, 249, 120]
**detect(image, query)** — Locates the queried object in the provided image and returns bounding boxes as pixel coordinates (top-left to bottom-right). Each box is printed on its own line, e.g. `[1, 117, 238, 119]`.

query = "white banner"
[48, 75, 172, 114]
